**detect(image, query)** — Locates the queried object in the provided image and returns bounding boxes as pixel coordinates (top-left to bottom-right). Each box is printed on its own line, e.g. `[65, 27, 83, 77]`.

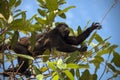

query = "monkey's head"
[19, 37, 30, 47]
[56, 23, 70, 37]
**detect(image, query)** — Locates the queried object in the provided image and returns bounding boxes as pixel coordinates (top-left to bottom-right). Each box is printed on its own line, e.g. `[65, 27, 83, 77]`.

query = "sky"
[17, 0, 120, 80]
[1, 0, 119, 80]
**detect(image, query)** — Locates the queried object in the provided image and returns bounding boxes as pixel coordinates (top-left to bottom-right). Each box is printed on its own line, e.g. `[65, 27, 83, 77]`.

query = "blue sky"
[17, 0, 120, 79]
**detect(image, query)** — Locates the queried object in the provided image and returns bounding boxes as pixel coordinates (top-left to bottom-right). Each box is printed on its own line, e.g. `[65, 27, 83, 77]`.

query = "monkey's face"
[19, 37, 30, 46]
[58, 25, 70, 37]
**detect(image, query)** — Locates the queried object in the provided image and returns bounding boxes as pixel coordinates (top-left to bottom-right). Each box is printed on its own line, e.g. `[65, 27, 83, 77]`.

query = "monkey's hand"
[91, 22, 102, 30]
[79, 45, 88, 52]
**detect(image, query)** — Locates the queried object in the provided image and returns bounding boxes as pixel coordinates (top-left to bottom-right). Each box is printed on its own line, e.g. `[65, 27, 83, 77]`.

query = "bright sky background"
[17, 0, 120, 80]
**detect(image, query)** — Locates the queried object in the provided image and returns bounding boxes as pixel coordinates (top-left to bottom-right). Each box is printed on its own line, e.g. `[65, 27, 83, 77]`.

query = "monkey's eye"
[64, 28, 69, 33]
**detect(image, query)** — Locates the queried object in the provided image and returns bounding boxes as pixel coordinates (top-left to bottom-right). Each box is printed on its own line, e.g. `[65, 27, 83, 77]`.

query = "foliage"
[0, 0, 120, 80]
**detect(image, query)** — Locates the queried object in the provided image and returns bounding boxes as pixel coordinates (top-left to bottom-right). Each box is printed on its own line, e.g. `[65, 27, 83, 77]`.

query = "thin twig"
[100, 0, 119, 24]
[99, 61, 107, 80]
[14, 61, 24, 75]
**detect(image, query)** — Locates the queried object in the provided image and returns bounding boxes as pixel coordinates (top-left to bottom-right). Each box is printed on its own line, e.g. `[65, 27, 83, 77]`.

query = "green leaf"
[15, 54, 34, 60]
[14, 11, 26, 18]
[58, 6, 75, 15]
[33, 65, 41, 75]
[63, 70, 74, 80]
[9, 0, 16, 7]
[11, 19, 32, 32]
[77, 26, 82, 35]
[76, 69, 80, 79]
[30, 32, 37, 51]
[15, 0, 22, 7]
[11, 31, 19, 49]
[38, 9, 46, 17]
[57, 59, 67, 69]
[97, 49, 109, 56]
[6, 54, 16, 62]
[78, 64, 89, 68]
[53, 74, 59, 80]
[37, 0, 46, 8]
[67, 63, 79, 69]
[38, 1, 46, 8]
[15, 9, 21, 12]
[107, 63, 116, 72]
[91, 74, 97, 80]
[46, 0, 58, 11]
[36, 74, 44, 80]
[40, 67, 48, 72]
[0, 13, 5, 20]
[91, 56, 104, 63]
[64, 51, 79, 63]
[70, 69, 74, 76]
[80, 70, 97, 80]
[67, 63, 89, 69]
[97, 45, 118, 56]
[8, 15, 13, 23]
[88, 32, 96, 45]
[0, 53, 2, 60]
[35, 17, 46, 25]
[37, 0, 45, 4]
[46, 12, 55, 24]
[58, 12, 66, 19]
[111, 51, 120, 67]
[95, 34, 103, 43]
[22, 11, 26, 20]
[69, 27, 75, 36]
[104, 36, 111, 42]
[42, 49, 50, 62]
[11, 19, 23, 29]
[47, 61, 56, 70]
[0, 0, 10, 20]
[29, 14, 37, 21]
[89, 56, 104, 73]
[58, 0, 66, 5]
[80, 69, 90, 80]
[109, 45, 118, 51]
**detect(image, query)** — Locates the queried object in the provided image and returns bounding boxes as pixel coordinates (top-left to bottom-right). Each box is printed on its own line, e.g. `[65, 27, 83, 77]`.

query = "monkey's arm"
[54, 37, 85, 52]
[65, 23, 101, 45]
[56, 44, 79, 52]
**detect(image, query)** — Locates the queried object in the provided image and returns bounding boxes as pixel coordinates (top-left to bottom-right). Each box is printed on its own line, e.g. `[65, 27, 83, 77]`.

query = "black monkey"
[34, 22, 101, 55]
[5, 22, 101, 76]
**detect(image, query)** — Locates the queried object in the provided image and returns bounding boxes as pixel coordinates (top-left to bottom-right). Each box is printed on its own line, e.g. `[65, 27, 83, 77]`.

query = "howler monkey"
[34, 22, 101, 55]
[7, 22, 101, 76]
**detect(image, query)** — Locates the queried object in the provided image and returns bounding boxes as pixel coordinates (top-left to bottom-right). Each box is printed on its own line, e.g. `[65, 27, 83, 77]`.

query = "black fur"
[34, 22, 101, 54]
[7, 22, 101, 76]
